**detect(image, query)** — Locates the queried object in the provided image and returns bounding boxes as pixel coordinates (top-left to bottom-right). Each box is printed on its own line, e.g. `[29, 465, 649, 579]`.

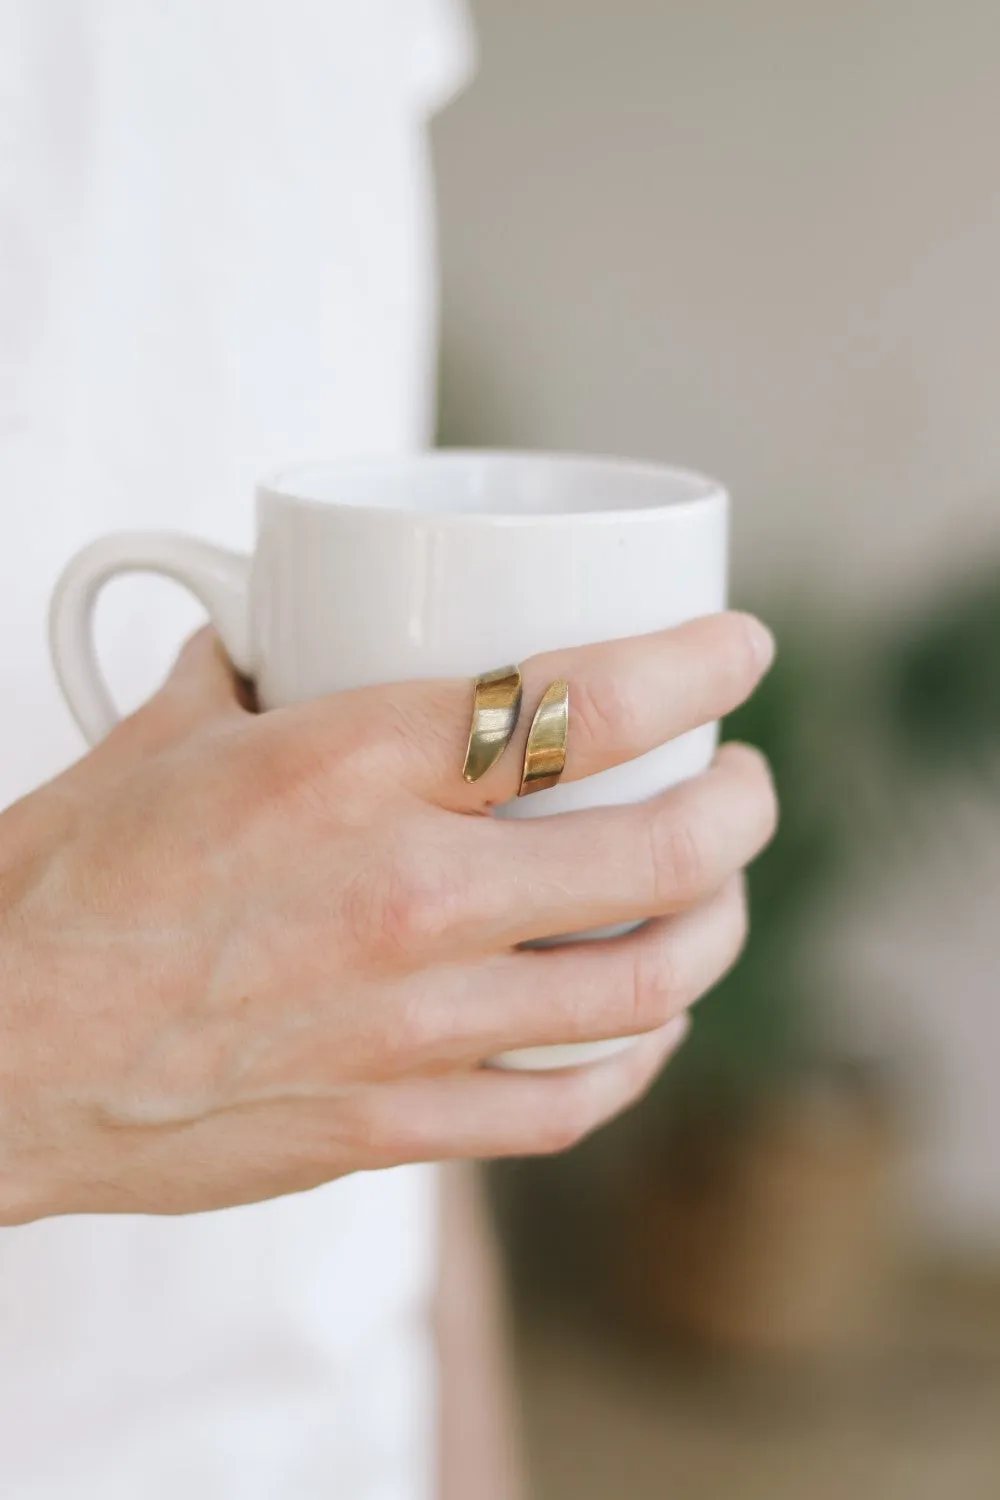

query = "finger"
[107, 1014, 689, 1212]
[283, 611, 774, 808]
[453, 876, 746, 1060]
[447, 610, 772, 807]
[489, 743, 773, 946]
[233, 879, 740, 1092]
[111, 1017, 689, 1212]
[108, 1016, 687, 1214]
[362, 743, 773, 963]
[357, 1014, 691, 1163]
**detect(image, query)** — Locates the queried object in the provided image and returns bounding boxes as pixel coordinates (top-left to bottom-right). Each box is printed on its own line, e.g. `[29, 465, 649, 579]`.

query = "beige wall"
[432, 0, 1000, 1249]
[434, 0, 1000, 609]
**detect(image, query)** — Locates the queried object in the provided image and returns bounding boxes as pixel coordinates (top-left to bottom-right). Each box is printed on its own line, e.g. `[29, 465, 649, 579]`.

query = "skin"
[0, 611, 777, 1225]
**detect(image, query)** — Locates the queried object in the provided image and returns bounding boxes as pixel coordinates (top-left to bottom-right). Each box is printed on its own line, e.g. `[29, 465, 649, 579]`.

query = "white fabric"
[0, 3, 472, 1494]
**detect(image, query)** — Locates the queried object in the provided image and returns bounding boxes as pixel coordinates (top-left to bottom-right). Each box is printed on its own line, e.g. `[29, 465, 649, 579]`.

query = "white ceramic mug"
[50, 450, 728, 1071]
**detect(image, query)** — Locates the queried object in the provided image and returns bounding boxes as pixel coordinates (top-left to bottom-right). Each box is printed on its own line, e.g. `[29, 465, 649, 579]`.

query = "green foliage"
[653, 566, 1000, 1112]
[883, 570, 1000, 773]
[491, 566, 1000, 1251]
[663, 617, 854, 1103]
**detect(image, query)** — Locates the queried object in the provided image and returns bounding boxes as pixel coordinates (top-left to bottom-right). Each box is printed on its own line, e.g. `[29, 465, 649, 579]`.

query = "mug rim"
[258, 448, 727, 526]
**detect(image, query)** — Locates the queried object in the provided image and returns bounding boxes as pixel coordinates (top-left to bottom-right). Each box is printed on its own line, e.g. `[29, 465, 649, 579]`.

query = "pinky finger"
[366, 1013, 690, 1163]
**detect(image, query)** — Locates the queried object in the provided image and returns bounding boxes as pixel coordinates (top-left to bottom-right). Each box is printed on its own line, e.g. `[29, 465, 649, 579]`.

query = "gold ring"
[518, 680, 570, 796]
[462, 665, 523, 783]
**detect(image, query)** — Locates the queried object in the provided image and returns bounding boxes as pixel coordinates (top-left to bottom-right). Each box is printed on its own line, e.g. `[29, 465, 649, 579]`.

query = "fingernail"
[749, 619, 776, 673]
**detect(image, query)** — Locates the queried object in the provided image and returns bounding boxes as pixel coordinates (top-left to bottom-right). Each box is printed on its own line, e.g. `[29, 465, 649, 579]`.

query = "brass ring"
[462, 665, 523, 783]
[518, 680, 570, 796]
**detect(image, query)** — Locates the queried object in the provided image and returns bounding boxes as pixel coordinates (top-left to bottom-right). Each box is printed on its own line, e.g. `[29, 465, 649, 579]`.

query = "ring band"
[462, 665, 523, 783]
[518, 680, 570, 796]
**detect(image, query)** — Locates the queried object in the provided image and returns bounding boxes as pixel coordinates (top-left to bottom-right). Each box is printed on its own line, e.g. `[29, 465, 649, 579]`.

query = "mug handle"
[49, 531, 253, 745]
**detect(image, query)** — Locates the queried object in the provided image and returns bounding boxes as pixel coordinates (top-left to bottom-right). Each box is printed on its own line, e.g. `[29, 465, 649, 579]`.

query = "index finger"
[380, 611, 775, 809]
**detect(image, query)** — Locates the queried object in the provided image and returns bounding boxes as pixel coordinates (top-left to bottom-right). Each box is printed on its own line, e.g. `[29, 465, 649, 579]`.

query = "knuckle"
[628, 938, 685, 1030]
[348, 843, 463, 963]
[244, 725, 343, 825]
[391, 989, 447, 1068]
[647, 806, 707, 905]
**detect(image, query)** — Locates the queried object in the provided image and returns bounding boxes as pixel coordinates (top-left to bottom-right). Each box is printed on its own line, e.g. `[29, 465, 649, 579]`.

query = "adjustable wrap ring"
[461, 665, 569, 797]
[518, 679, 569, 796]
[462, 665, 523, 783]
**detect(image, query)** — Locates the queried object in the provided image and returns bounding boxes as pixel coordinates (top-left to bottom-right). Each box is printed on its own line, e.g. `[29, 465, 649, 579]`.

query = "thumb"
[160, 626, 252, 719]
[75, 628, 250, 774]
[115, 628, 250, 757]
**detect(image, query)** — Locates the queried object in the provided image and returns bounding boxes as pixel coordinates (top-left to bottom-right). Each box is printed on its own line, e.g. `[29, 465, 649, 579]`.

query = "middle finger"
[416, 740, 776, 961]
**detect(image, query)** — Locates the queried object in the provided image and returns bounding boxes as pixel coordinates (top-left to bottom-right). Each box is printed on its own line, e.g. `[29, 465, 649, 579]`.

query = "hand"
[0, 614, 776, 1221]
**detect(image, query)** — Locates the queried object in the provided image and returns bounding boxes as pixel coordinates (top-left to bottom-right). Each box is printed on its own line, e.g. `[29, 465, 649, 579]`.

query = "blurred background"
[432, 3, 1000, 1495]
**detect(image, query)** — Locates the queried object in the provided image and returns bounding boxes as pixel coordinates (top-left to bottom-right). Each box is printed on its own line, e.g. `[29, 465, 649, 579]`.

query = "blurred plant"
[660, 616, 856, 1106]
[648, 564, 1000, 1116]
[883, 567, 1000, 774]
[491, 566, 1000, 1315]
[491, 611, 865, 1293]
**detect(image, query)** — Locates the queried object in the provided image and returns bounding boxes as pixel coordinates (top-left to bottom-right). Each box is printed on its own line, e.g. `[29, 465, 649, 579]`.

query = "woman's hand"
[0, 614, 776, 1221]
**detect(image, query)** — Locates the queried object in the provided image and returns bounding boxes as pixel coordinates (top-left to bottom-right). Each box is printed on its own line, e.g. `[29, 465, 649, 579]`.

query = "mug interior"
[265, 450, 720, 520]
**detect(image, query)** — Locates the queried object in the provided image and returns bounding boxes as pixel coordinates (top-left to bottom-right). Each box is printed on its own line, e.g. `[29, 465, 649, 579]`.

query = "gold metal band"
[462, 665, 523, 783]
[518, 679, 570, 796]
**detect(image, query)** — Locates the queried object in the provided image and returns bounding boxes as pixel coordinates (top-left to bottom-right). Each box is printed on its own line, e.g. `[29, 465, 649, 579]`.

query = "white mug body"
[50, 451, 728, 1071]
